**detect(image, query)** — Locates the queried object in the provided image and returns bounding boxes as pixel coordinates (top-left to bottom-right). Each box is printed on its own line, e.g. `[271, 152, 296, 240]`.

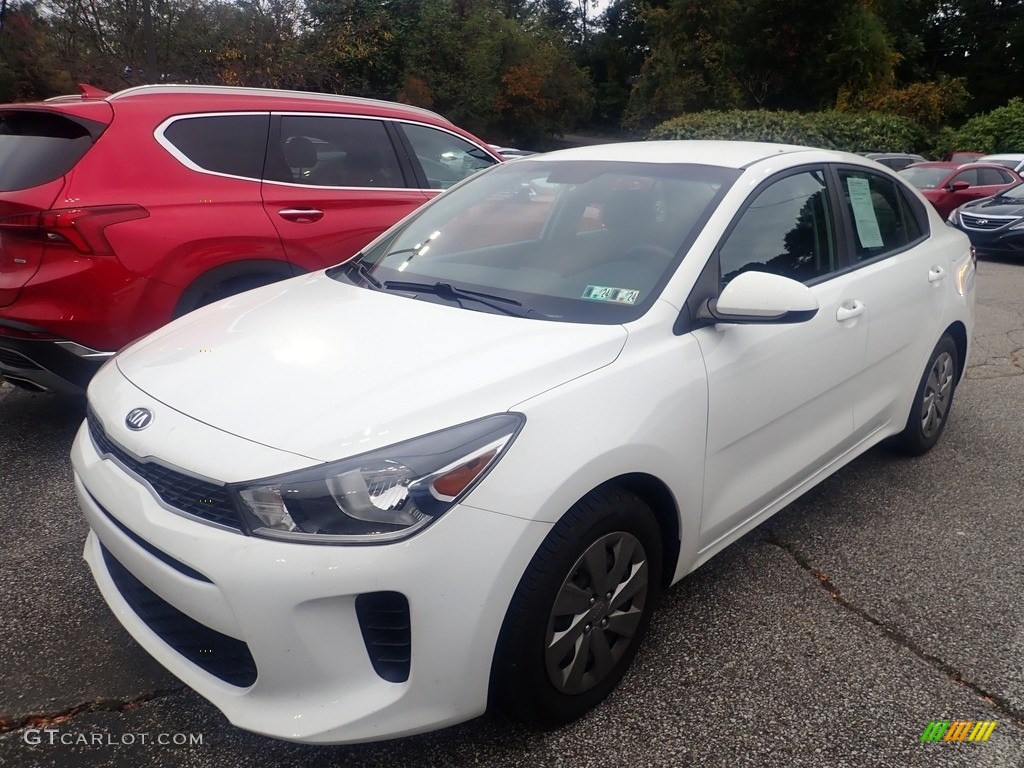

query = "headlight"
[946, 209, 960, 226]
[232, 414, 524, 544]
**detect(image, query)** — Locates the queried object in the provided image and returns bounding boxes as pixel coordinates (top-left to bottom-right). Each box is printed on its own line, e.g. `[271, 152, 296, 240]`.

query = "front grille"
[959, 213, 1018, 231]
[87, 409, 242, 531]
[356, 591, 412, 683]
[0, 347, 42, 370]
[101, 543, 257, 687]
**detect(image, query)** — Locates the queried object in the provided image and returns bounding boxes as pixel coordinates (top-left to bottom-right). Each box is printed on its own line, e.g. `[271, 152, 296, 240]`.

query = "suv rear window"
[0, 111, 97, 192]
[162, 114, 270, 180]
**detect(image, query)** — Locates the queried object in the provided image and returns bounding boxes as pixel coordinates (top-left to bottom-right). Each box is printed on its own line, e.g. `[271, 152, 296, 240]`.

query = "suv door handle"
[836, 300, 865, 322]
[928, 265, 946, 283]
[278, 208, 324, 223]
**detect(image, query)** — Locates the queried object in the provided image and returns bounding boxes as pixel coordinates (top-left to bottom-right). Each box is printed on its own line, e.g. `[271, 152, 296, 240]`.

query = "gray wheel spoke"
[553, 581, 593, 616]
[589, 626, 615, 679]
[604, 536, 638, 593]
[610, 560, 648, 612]
[548, 615, 588, 662]
[563, 632, 591, 690]
[605, 606, 643, 638]
[581, 545, 611, 595]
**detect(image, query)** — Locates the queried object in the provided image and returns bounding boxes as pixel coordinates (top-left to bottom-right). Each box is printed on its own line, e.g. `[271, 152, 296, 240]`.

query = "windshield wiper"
[382, 280, 526, 317]
[343, 259, 382, 289]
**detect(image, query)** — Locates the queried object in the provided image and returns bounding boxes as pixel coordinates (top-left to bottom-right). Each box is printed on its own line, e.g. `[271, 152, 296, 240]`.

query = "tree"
[0, 1, 72, 100]
[395, 0, 593, 143]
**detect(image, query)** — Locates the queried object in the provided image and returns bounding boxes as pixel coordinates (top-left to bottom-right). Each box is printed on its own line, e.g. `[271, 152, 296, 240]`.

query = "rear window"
[0, 111, 97, 192]
[162, 114, 270, 180]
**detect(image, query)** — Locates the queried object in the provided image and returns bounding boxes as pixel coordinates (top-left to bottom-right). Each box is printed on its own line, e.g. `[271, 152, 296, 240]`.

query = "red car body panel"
[0, 85, 501, 391]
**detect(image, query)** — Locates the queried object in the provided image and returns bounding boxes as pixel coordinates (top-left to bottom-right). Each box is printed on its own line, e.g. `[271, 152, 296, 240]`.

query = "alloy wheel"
[920, 350, 955, 439]
[544, 531, 649, 695]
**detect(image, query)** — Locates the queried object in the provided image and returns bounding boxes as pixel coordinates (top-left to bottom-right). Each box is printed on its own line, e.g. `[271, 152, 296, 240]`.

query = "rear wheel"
[893, 334, 959, 455]
[175, 273, 280, 318]
[491, 487, 662, 726]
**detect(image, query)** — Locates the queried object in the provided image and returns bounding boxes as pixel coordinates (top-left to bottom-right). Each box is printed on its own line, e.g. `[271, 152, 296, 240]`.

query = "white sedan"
[73, 141, 975, 743]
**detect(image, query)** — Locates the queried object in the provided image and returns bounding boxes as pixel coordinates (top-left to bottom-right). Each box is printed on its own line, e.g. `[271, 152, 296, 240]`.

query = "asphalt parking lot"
[1, 259, 1022, 768]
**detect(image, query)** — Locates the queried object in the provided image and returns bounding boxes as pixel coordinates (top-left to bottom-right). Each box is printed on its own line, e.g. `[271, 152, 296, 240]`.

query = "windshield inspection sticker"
[846, 177, 885, 248]
[582, 285, 640, 304]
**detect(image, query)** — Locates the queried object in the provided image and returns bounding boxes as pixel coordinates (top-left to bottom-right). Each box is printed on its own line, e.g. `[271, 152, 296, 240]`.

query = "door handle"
[836, 300, 865, 322]
[278, 208, 324, 223]
[928, 265, 946, 283]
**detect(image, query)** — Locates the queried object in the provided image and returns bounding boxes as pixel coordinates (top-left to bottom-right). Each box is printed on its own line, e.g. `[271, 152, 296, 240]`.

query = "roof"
[526, 140, 846, 170]
[35, 84, 451, 125]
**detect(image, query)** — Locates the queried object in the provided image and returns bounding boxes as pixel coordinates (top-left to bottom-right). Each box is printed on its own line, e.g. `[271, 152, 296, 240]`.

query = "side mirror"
[699, 270, 819, 324]
[950, 180, 971, 191]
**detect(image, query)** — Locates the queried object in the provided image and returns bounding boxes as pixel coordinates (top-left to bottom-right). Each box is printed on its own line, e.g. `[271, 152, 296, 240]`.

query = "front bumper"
[72, 418, 550, 743]
[954, 223, 1024, 258]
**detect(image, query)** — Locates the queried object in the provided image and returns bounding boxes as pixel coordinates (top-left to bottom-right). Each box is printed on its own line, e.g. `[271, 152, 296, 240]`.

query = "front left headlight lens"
[233, 413, 524, 544]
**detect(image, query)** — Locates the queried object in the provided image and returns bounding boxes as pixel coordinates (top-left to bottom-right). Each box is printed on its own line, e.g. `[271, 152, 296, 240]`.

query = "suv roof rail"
[108, 84, 450, 124]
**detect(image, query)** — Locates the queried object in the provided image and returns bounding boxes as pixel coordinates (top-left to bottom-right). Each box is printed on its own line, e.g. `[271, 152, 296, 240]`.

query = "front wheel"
[491, 487, 663, 727]
[893, 334, 959, 455]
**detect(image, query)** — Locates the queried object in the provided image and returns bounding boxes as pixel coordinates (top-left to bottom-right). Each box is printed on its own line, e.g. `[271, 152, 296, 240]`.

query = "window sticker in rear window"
[581, 285, 639, 304]
[846, 177, 885, 249]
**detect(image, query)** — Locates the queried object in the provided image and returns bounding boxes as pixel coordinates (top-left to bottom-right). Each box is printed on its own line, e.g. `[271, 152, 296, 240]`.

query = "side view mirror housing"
[950, 180, 971, 191]
[698, 270, 819, 325]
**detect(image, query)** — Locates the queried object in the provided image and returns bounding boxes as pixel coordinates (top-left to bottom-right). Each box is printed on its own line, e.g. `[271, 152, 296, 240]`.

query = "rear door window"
[0, 111, 100, 192]
[836, 169, 925, 262]
[268, 115, 405, 188]
[977, 167, 1011, 186]
[161, 114, 270, 180]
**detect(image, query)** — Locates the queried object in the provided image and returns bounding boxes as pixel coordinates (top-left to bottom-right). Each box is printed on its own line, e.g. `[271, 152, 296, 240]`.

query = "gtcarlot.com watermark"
[23, 728, 203, 747]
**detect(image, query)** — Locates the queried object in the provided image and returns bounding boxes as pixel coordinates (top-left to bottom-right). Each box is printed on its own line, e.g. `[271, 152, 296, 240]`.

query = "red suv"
[0, 84, 501, 393]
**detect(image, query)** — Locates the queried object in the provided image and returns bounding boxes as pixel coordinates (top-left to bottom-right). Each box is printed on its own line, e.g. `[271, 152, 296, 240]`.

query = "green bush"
[649, 109, 927, 153]
[934, 98, 1024, 156]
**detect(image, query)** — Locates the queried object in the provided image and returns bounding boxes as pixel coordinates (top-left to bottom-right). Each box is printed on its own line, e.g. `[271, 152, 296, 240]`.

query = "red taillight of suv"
[0, 205, 149, 256]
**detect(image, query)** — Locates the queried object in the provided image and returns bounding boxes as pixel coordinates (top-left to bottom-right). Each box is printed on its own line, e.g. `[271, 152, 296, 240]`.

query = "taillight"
[0, 205, 149, 255]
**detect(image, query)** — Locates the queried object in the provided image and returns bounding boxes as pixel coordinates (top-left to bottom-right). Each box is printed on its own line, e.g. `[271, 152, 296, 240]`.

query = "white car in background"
[73, 141, 974, 744]
[977, 152, 1024, 173]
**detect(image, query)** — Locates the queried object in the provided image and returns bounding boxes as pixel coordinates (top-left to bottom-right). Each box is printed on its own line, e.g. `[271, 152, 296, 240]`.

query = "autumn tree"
[0, 1, 72, 99]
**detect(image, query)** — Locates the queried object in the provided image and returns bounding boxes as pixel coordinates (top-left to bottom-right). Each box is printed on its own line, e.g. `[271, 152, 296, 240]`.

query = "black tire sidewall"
[492, 487, 663, 727]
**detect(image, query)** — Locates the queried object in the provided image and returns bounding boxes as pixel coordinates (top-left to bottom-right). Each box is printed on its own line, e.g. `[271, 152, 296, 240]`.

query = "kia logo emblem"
[125, 407, 154, 431]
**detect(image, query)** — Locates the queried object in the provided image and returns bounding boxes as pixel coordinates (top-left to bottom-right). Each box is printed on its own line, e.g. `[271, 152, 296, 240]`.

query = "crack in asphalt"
[0, 686, 185, 735]
[966, 328, 1024, 378]
[763, 533, 1024, 730]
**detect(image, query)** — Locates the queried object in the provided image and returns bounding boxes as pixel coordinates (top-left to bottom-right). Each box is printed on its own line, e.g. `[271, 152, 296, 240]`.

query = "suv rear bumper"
[0, 322, 112, 393]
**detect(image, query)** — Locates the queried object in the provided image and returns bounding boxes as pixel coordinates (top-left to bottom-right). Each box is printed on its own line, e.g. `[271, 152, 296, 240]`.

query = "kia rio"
[73, 141, 975, 744]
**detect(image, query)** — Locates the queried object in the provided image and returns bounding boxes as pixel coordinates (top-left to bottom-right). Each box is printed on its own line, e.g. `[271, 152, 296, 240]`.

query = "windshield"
[898, 167, 951, 190]
[329, 159, 739, 323]
[994, 181, 1024, 200]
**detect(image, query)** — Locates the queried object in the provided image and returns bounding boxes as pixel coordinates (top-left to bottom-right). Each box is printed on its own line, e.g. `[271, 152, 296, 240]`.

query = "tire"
[893, 334, 959, 456]
[491, 487, 663, 727]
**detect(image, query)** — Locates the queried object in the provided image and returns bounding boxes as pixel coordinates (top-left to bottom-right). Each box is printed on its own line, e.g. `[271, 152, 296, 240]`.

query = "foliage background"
[2, 0, 1024, 150]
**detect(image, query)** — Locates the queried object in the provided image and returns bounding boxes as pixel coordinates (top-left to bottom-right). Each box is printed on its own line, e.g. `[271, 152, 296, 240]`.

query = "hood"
[116, 273, 627, 461]
[959, 195, 1024, 216]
